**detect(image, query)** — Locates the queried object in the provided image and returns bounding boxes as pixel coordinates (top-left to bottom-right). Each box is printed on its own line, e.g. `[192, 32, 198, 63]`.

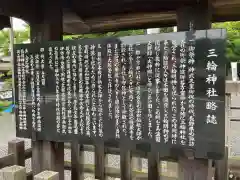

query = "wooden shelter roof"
[0, 0, 239, 34]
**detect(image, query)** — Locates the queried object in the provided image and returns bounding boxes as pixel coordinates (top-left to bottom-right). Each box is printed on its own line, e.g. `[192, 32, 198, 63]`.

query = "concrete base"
[34, 171, 59, 180]
[0, 165, 26, 180]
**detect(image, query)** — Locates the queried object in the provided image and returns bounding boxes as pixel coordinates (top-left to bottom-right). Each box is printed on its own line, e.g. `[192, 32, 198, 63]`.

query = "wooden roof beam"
[84, 12, 176, 33]
[0, 0, 37, 22]
[0, 15, 10, 29]
[63, 10, 91, 34]
[213, 0, 240, 8]
[63, 23, 91, 34]
[76, 6, 240, 34]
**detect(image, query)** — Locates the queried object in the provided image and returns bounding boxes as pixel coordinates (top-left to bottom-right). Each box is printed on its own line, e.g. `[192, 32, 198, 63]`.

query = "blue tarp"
[3, 104, 14, 113]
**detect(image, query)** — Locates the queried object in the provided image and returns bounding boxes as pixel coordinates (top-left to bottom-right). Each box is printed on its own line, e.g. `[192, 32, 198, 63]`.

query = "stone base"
[0, 165, 26, 180]
[34, 171, 59, 180]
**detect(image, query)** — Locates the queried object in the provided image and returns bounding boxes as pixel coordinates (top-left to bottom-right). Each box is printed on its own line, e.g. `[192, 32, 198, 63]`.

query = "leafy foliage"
[0, 25, 29, 90]
[213, 22, 240, 62]
[63, 29, 145, 40]
[0, 24, 30, 56]
[63, 28, 174, 40]
[213, 21, 240, 40]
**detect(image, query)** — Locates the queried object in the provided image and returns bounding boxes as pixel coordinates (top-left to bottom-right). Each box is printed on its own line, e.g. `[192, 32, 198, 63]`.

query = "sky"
[11, 17, 26, 31]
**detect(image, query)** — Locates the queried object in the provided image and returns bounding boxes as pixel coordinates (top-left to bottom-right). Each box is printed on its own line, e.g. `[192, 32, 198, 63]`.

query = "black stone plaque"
[14, 29, 226, 159]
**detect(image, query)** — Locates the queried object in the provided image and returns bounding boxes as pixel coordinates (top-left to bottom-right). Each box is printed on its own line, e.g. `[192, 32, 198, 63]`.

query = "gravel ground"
[0, 114, 149, 179]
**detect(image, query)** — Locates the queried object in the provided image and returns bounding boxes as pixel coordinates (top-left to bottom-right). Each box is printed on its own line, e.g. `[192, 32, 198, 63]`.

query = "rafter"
[0, 0, 239, 34]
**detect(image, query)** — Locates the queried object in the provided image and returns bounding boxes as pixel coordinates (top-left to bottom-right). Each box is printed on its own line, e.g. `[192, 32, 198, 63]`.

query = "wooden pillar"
[95, 143, 106, 180]
[215, 147, 229, 180]
[31, 140, 43, 176]
[176, 1, 212, 31]
[176, 1, 213, 180]
[178, 158, 213, 180]
[8, 139, 25, 166]
[120, 148, 132, 180]
[71, 143, 84, 180]
[148, 152, 160, 180]
[30, 0, 64, 179]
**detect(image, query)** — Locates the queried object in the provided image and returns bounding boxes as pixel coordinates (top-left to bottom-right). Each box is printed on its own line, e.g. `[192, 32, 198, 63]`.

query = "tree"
[63, 28, 174, 40]
[0, 24, 30, 56]
[63, 29, 145, 40]
[0, 24, 30, 91]
[213, 21, 240, 40]
[226, 38, 240, 62]
[213, 21, 240, 63]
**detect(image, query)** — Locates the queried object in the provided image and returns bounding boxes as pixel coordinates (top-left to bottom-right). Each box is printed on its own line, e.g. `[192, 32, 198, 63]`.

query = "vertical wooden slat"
[178, 158, 210, 180]
[71, 143, 84, 180]
[95, 143, 106, 180]
[148, 152, 160, 180]
[31, 141, 43, 175]
[8, 139, 25, 166]
[207, 160, 214, 180]
[42, 141, 56, 171]
[214, 147, 228, 180]
[120, 148, 132, 180]
[42, 142, 64, 178]
[54, 142, 65, 179]
[225, 93, 231, 154]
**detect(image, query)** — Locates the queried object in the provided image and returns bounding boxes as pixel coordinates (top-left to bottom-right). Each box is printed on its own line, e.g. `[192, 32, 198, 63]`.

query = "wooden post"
[34, 171, 59, 180]
[31, 141, 43, 176]
[225, 93, 231, 155]
[120, 148, 132, 180]
[0, 165, 26, 180]
[214, 93, 231, 180]
[176, 0, 212, 31]
[95, 143, 106, 180]
[30, 0, 64, 179]
[148, 152, 160, 180]
[215, 147, 228, 180]
[41, 142, 64, 177]
[8, 139, 25, 166]
[176, 1, 213, 180]
[71, 143, 84, 180]
[178, 158, 213, 180]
